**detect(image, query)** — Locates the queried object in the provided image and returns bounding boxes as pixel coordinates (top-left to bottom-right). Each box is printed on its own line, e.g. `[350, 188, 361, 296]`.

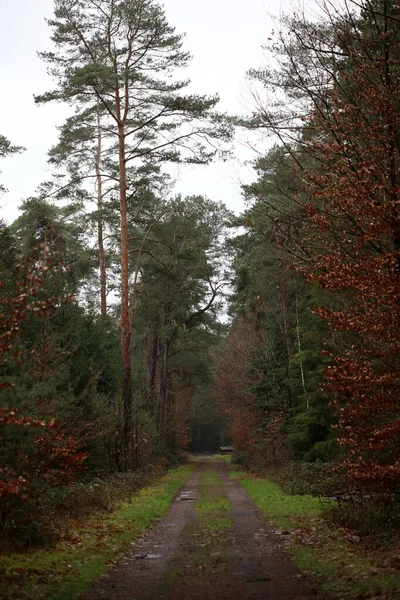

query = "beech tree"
[214, 317, 264, 462]
[37, 0, 231, 468]
[244, 0, 400, 487]
[297, 1, 400, 488]
[220, 196, 335, 468]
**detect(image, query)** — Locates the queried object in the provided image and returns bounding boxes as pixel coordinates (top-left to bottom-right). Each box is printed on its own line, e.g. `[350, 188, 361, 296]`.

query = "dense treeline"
[215, 0, 400, 495]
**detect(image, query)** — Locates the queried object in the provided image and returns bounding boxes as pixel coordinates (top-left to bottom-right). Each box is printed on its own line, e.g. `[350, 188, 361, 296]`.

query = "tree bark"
[95, 104, 107, 320]
[295, 286, 307, 404]
[158, 338, 169, 440]
[147, 333, 158, 406]
[117, 106, 133, 470]
[281, 278, 292, 414]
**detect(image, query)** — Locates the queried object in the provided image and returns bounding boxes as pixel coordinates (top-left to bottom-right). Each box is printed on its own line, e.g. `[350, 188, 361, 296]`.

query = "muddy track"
[84, 458, 320, 600]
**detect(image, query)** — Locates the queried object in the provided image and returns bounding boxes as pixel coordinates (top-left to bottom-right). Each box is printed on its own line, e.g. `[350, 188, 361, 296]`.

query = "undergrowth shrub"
[267, 462, 400, 542]
[231, 438, 294, 474]
[59, 479, 115, 517]
[56, 466, 165, 519]
[231, 449, 248, 467]
[324, 494, 400, 540]
[162, 450, 187, 467]
[0, 464, 166, 552]
[0, 492, 58, 551]
[269, 461, 341, 497]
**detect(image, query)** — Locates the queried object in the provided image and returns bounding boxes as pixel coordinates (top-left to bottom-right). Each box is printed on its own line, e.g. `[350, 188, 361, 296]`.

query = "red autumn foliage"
[0, 409, 87, 498]
[214, 317, 264, 456]
[167, 383, 192, 453]
[33, 422, 88, 485]
[0, 469, 29, 499]
[0, 261, 86, 498]
[297, 16, 400, 489]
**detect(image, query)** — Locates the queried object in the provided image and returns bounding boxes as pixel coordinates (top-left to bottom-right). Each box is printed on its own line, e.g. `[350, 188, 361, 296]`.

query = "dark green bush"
[57, 467, 165, 519]
[0, 465, 166, 552]
[162, 450, 188, 467]
[0, 493, 58, 551]
[231, 449, 248, 466]
[270, 461, 341, 497]
[324, 494, 400, 540]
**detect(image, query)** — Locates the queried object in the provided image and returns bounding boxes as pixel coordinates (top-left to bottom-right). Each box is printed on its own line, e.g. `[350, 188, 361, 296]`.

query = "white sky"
[0, 0, 288, 222]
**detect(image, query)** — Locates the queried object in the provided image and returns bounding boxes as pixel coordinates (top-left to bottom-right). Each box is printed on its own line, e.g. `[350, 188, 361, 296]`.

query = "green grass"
[195, 469, 232, 533]
[0, 464, 195, 600]
[230, 470, 322, 529]
[232, 469, 400, 599]
[218, 454, 232, 464]
[162, 465, 233, 589]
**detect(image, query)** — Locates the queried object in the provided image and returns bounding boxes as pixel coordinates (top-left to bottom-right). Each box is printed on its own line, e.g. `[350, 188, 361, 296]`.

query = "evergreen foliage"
[2, 0, 400, 551]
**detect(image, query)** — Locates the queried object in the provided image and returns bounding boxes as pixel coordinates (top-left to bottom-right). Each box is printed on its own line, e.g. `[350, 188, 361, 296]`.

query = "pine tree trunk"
[117, 117, 133, 470]
[295, 287, 307, 403]
[158, 338, 169, 442]
[166, 382, 175, 454]
[95, 105, 107, 320]
[147, 333, 158, 407]
[281, 279, 292, 414]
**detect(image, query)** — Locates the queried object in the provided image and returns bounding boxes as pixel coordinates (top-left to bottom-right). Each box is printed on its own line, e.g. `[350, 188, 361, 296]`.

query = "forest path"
[84, 457, 320, 600]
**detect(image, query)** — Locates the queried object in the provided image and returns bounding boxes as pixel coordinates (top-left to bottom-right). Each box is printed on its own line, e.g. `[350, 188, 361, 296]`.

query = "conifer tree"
[134, 195, 231, 450]
[0, 134, 24, 194]
[37, 0, 231, 468]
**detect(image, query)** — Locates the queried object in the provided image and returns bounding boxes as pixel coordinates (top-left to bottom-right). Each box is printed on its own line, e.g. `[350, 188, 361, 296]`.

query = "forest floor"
[2, 456, 400, 599]
[84, 456, 319, 600]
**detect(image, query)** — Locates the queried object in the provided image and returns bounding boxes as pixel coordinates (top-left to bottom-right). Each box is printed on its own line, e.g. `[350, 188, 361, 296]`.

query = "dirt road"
[85, 457, 320, 599]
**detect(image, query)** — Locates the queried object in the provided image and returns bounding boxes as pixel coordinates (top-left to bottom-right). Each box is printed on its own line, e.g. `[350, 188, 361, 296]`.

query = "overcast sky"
[0, 0, 288, 222]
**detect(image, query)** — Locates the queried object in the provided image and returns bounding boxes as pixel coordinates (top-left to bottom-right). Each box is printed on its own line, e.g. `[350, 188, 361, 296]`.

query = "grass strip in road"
[0, 464, 196, 600]
[163, 465, 233, 588]
[231, 468, 400, 600]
